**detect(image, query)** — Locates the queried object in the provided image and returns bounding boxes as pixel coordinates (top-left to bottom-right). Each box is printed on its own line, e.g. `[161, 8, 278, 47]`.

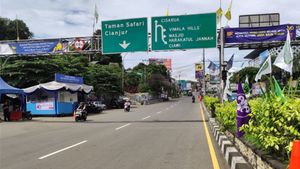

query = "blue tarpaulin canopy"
[0, 77, 24, 95]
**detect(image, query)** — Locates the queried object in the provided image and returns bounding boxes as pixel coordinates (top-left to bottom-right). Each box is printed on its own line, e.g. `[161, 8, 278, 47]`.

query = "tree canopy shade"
[0, 17, 33, 40]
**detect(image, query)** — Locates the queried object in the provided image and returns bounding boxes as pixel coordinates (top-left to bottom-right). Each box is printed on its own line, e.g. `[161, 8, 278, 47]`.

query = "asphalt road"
[0, 97, 229, 169]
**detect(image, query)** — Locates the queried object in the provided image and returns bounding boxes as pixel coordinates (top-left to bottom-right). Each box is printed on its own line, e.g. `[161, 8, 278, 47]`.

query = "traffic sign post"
[151, 13, 216, 51]
[101, 18, 148, 54]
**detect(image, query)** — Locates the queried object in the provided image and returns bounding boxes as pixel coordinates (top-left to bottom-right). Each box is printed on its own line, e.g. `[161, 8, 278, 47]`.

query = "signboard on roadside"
[151, 13, 217, 51]
[195, 63, 204, 79]
[101, 17, 148, 54]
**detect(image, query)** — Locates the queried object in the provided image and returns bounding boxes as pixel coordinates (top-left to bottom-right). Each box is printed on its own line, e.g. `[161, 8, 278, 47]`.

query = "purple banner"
[225, 24, 297, 44]
[236, 82, 251, 138]
[195, 71, 204, 79]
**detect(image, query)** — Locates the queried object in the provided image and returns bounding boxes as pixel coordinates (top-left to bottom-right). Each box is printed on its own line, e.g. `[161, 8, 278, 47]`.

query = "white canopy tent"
[24, 81, 93, 94]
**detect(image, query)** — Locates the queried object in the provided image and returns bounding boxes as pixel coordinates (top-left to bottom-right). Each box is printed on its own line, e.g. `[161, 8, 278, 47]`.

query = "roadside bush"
[203, 96, 219, 113]
[215, 101, 237, 132]
[203, 96, 220, 117]
[241, 97, 300, 159]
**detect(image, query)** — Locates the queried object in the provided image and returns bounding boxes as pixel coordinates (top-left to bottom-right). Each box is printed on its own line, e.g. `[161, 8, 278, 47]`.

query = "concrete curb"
[202, 102, 253, 169]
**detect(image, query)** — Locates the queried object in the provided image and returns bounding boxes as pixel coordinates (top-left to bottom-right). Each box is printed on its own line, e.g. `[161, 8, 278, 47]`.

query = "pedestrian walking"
[3, 101, 10, 121]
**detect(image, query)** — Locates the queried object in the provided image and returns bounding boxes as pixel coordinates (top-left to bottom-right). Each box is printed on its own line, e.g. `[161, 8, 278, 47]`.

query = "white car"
[91, 101, 107, 110]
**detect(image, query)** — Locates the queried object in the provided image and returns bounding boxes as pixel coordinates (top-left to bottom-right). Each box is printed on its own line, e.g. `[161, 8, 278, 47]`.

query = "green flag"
[273, 76, 286, 102]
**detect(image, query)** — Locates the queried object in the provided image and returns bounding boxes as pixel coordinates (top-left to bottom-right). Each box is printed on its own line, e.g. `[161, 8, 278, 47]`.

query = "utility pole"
[202, 48, 206, 95]
[16, 15, 20, 41]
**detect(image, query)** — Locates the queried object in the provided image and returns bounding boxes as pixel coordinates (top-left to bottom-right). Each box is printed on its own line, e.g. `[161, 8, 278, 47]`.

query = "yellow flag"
[216, 7, 223, 17]
[225, 0, 232, 21]
[216, 7, 223, 23]
[166, 7, 169, 16]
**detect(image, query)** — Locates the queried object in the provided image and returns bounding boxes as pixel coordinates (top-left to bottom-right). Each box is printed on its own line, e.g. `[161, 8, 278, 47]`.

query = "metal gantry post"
[219, 27, 225, 103]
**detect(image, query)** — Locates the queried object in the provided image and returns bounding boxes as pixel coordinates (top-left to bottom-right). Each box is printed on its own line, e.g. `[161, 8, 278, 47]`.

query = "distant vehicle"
[110, 97, 127, 109]
[84, 102, 102, 114]
[187, 91, 193, 96]
[91, 101, 106, 110]
[227, 92, 238, 102]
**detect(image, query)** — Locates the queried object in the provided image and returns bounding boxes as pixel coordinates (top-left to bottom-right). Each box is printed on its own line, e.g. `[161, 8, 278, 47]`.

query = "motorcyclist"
[124, 99, 131, 112]
[192, 95, 195, 103]
[74, 102, 87, 121]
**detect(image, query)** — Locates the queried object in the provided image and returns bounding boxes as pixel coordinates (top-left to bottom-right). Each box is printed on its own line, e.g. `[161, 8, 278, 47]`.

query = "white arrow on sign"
[119, 40, 131, 49]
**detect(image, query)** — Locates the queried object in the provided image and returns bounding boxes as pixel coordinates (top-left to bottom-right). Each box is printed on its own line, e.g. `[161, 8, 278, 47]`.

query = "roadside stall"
[0, 77, 25, 121]
[23, 74, 93, 116]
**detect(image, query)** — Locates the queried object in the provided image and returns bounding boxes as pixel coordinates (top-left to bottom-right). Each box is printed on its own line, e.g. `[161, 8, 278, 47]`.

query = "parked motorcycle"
[74, 103, 87, 122]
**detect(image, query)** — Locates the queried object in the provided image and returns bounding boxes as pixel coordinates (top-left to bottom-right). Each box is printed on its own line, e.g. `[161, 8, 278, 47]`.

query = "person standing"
[3, 101, 10, 121]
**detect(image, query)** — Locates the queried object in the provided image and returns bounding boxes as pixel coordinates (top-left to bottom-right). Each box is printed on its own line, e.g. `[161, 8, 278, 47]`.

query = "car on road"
[84, 102, 102, 114]
[90, 101, 107, 110]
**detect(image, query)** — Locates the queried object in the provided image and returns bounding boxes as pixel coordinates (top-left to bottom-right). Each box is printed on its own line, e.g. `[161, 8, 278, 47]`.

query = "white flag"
[273, 29, 294, 75]
[94, 4, 99, 23]
[255, 53, 272, 82]
[223, 73, 233, 101]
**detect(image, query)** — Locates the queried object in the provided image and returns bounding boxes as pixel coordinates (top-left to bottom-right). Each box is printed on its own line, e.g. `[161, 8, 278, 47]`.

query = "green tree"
[0, 17, 33, 40]
[86, 64, 122, 98]
[1, 56, 59, 88]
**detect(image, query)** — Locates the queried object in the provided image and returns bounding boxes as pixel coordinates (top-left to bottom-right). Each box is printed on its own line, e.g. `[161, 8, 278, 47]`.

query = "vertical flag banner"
[273, 29, 294, 75]
[226, 54, 234, 70]
[255, 52, 272, 82]
[223, 73, 233, 101]
[208, 61, 220, 83]
[244, 75, 250, 94]
[225, 0, 232, 21]
[236, 82, 251, 138]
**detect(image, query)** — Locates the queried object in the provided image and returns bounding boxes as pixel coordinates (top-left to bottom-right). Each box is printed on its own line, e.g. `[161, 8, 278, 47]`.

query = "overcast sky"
[0, 0, 299, 80]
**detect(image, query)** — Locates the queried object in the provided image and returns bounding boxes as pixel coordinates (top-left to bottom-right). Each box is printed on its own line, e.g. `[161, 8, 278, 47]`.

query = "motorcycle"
[124, 101, 130, 112]
[22, 111, 32, 120]
[74, 104, 87, 122]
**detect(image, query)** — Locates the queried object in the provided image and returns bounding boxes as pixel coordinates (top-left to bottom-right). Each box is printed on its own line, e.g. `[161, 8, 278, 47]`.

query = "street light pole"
[202, 48, 206, 95]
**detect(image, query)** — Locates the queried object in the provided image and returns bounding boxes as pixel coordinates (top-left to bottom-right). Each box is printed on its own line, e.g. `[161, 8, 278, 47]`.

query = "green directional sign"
[151, 13, 216, 51]
[101, 18, 148, 54]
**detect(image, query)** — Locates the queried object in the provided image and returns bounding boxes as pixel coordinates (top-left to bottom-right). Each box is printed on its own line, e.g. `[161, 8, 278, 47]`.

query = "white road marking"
[38, 140, 87, 160]
[142, 116, 151, 120]
[115, 123, 131, 130]
[156, 111, 162, 114]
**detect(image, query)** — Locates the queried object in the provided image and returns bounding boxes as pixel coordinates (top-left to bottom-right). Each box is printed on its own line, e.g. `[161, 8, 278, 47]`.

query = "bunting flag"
[225, 0, 233, 21]
[94, 4, 99, 23]
[216, 7, 223, 24]
[226, 54, 234, 70]
[255, 52, 272, 82]
[273, 29, 294, 75]
[273, 76, 286, 102]
[236, 82, 251, 138]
